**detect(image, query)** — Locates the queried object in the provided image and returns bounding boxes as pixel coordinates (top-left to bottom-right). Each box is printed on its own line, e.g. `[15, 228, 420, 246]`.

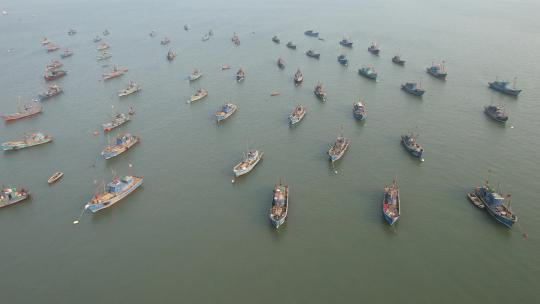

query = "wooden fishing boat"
[37, 85, 63, 101]
[293, 69, 303, 86]
[2, 101, 42, 122]
[167, 49, 176, 61]
[160, 37, 170, 45]
[44, 69, 67, 81]
[221, 64, 231, 70]
[277, 58, 285, 69]
[101, 133, 139, 159]
[188, 69, 203, 81]
[314, 82, 327, 102]
[46, 60, 63, 71]
[289, 105, 306, 125]
[383, 178, 400, 225]
[231, 33, 240, 45]
[46, 44, 60, 52]
[216, 103, 238, 122]
[270, 92, 280, 96]
[48, 172, 64, 184]
[1, 132, 52, 151]
[473, 181, 517, 228]
[233, 149, 263, 177]
[84, 175, 143, 213]
[328, 128, 350, 162]
[188, 89, 208, 103]
[41, 37, 50, 45]
[269, 182, 289, 229]
[0, 187, 30, 208]
[97, 43, 110, 51]
[236, 68, 245, 82]
[118, 81, 141, 97]
[96, 52, 112, 61]
[467, 192, 485, 209]
[102, 112, 130, 132]
[102, 66, 128, 80]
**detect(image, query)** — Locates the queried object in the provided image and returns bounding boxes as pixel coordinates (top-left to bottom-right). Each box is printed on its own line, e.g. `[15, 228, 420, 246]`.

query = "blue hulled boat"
[401, 82, 425, 96]
[85, 175, 143, 213]
[401, 132, 424, 159]
[383, 178, 400, 225]
[304, 30, 319, 37]
[337, 54, 348, 66]
[339, 37, 353, 47]
[474, 181, 517, 228]
[216, 103, 238, 122]
[353, 101, 367, 121]
[358, 66, 377, 80]
[488, 79, 522, 96]
[426, 61, 447, 79]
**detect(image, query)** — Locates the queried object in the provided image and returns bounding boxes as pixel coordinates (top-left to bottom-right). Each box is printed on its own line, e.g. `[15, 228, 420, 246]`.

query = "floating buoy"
[421, 158, 425, 162]
[510, 125, 514, 129]
[73, 220, 79, 224]
[231, 179, 235, 183]
[334, 170, 338, 174]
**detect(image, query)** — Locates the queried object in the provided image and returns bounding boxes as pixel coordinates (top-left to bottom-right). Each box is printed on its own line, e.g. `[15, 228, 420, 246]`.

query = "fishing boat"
[466, 192, 485, 209]
[188, 69, 203, 81]
[188, 89, 208, 103]
[84, 175, 143, 213]
[102, 66, 128, 80]
[392, 55, 405, 65]
[102, 112, 130, 132]
[149, 31, 157, 37]
[48, 172, 64, 184]
[2, 102, 42, 122]
[202, 34, 210, 41]
[160, 37, 170, 45]
[358, 66, 378, 80]
[233, 149, 263, 177]
[101, 133, 139, 160]
[68, 28, 77, 36]
[286, 41, 297, 49]
[337, 54, 348, 66]
[93, 36, 102, 43]
[272, 35, 280, 44]
[401, 132, 424, 159]
[306, 49, 320, 59]
[304, 30, 319, 37]
[236, 68, 245, 82]
[184, 24, 189, 31]
[401, 82, 425, 96]
[328, 129, 350, 162]
[314, 82, 327, 102]
[44, 69, 67, 81]
[231, 33, 240, 45]
[0, 187, 30, 208]
[426, 61, 447, 79]
[103, 29, 110, 36]
[383, 178, 400, 225]
[167, 49, 176, 61]
[46, 44, 60, 52]
[288, 104, 306, 125]
[96, 52, 112, 61]
[353, 101, 367, 121]
[221, 64, 231, 70]
[277, 58, 285, 69]
[216, 103, 238, 122]
[97, 43, 109, 51]
[118, 81, 141, 97]
[41, 37, 50, 45]
[60, 49, 73, 58]
[208, 29, 214, 36]
[488, 78, 522, 96]
[339, 37, 353, 47]
[46, 60, 63, 71]
[484, 105, 508, 123]
[293, 69, 303, 86]
[368, 43, 380, 55]
[269, 182, 289, 229]
[473, 180, 517, 228]
[37, 84, 63, 101]
[270, 92, 280, 96]
[1, 132, 52, 151]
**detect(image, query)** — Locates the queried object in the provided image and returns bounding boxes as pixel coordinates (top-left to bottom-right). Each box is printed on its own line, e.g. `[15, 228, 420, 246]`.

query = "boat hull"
[85, 177, 143, 213]
[488, 83, 521, 96]
[0, 194, 30, 208]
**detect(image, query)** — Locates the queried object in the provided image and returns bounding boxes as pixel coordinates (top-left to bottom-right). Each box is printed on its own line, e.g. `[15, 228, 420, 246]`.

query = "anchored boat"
[484, 105, 508, 123]
[426, 61, 447, 79]
[167, 49, 176, 61]
[46, 44, 60, 52]
[1, 132, 52, 151]
[339, 37, 353, 47]
[337, 54, 348, 66]
[358, 66, 378, 80]
[102, 66, 128, 80]
[85, 175, 143, 213]
[401, 82, 425, 96]
[233, 148, 263, 177]
[236, 68, 245, 82]
[160, 37, 170, 45]
[392, 55, 405, 65]
[488, 78, 521, 96]
[304, 30, 319, 37]
[96, 52, 112, 61]
[231, 33, 240, 45]
[48, 172, 64, 184]
[46, 60, 63, 71]
[289, 105, 306, 125]
[188, 89, 208, 103]
[102, 112, 130, 132]
[2, 101, 42, 122]
[473, 180, 517, 228]
[272, 36, 280, 44]
[328, 129, 350, 162]
[294, 69, 303, 86]
[118, 81, 141, 97]
[314, 82, 327, 102]
[60, 49, 73, 58]
[68, 28, 77, 36]
[101, 133, 139, 159]
[44, 69, 67, 81]
[188, 69, 203, 81]
[286, 41, 297, 49]
[466, 192, 485, 209]
[383, 178, 400, 225]
[0, 187, 30, 208]
[93, 36, 102, 43]
[353, 101, 367, 121]
[368, 43, 380, 55]
[97, 43, 109, 51]
[277, 58, 285, 69]
[216, 103, 238, 122]
[401, 132, 424, 159]
[270, 182, 289, 229]
[306, 49, 320, 59]
[37, 85, 63, 101]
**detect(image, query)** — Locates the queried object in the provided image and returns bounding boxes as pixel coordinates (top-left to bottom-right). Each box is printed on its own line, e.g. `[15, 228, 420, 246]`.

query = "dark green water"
[1, 0, 539, 303]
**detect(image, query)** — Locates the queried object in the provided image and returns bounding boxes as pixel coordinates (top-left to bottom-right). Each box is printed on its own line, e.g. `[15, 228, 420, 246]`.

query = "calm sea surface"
[1, 0, 539, 303]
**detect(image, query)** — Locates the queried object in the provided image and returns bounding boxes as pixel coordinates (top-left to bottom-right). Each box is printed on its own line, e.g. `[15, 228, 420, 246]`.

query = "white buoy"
[510, 125, 514, 129]
[231, 179, 235, 183]
[334, 170, 338, 174]
[421, 158, 425, 162]
[73, 220, 79, 224]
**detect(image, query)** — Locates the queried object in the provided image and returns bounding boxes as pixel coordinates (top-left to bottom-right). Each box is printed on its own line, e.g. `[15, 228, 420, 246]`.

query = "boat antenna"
[506, 193, 512, 209]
